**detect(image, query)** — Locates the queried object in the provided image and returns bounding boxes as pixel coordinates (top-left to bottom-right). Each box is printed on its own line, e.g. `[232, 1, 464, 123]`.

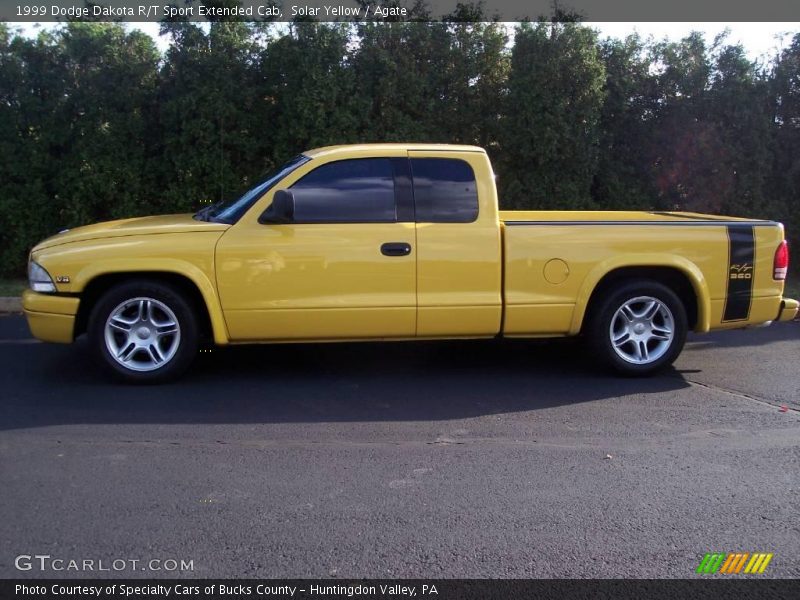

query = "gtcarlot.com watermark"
[15, 554, 194, 573]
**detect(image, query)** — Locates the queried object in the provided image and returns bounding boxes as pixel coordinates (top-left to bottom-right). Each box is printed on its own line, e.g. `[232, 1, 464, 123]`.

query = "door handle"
[381, 242, 412, 257]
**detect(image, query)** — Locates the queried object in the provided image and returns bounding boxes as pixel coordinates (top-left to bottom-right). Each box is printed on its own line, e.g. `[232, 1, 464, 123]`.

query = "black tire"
[87, 280, 199, 383]
[586, 280, 688, 376]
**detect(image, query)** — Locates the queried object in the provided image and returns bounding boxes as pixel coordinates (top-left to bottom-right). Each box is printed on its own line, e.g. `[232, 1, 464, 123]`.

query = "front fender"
[75, 260, 229, 345]
[33, 233, 230, 345]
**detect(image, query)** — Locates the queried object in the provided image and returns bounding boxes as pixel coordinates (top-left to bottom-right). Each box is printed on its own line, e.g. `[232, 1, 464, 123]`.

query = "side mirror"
[258, 190, 295, 224]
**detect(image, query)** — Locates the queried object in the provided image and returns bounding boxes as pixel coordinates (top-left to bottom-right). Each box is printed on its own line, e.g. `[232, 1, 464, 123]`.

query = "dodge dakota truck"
[23, 144, 797, 382]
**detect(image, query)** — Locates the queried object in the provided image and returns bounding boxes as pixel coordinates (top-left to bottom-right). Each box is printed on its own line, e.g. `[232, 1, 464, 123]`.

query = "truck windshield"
[196, 154, 310, 224]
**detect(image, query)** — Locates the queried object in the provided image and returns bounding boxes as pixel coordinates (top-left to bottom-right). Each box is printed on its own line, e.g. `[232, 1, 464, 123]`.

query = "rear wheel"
[587, 281, 688, 376]
[88, 280, 198, 383]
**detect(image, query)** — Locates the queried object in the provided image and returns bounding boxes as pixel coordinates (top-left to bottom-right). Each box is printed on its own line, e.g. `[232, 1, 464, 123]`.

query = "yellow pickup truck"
[23, 144, 797, 382]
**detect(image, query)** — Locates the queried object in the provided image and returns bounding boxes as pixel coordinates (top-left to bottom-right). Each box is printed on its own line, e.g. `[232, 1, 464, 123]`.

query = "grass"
[0, 279, 26, 297]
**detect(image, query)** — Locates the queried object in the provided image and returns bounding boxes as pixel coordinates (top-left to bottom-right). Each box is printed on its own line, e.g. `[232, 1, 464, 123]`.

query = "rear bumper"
[778, 298, 799, 322]
[22, 289, 80, 343]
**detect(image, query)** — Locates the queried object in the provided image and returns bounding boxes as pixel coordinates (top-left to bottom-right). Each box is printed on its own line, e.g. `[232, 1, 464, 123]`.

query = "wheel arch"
[74, 267, 229, 345]
[571, 257, 710, 335]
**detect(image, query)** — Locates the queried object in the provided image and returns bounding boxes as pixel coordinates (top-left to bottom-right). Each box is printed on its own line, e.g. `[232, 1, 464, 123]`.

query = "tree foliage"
[499, 21, 605, 209]
[0, 17, 798, 277]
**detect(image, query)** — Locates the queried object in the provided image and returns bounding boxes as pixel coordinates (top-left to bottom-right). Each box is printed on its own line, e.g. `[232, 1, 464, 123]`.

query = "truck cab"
[213, 144, 503, 341]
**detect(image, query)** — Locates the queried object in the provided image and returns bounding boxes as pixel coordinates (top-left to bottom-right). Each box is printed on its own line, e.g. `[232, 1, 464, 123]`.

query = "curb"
[0, 297, 23, 313]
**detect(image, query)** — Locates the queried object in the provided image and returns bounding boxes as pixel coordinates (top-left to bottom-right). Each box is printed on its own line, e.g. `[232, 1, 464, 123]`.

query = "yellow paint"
[758, 554, 774, 573]
[22, 289, 79, 316]
[779, 299, 799, 322]
[21, 143, 797, 348]
[744, 554, 759, 574]
[22, 291, 80, 344]
[749, 554, 766, 573]
[24, 310, 75, 343]
[409, 149, 502, 337]
[30, 228, 231, 345]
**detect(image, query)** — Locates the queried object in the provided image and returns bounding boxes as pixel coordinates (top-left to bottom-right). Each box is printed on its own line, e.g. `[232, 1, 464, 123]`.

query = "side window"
[411, 158, 479, 223]
[289, 158, 397, 223]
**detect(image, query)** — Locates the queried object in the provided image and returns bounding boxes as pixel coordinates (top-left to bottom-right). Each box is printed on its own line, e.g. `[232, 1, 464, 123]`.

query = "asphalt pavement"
[1, 315, 798, 579]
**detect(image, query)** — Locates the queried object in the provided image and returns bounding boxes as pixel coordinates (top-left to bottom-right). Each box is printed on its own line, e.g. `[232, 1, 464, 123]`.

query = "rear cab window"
[410, 158, 479, 223]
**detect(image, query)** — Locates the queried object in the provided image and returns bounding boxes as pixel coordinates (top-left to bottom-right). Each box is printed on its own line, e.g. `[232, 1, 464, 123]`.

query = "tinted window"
[212, 155, 309, 223]
[411, 158, 479, 223]
[289, 158, 396, 223]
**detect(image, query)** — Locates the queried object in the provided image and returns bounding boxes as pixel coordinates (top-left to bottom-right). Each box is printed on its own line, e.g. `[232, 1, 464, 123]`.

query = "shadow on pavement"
[683, 320, 799, 351]
[1, 330, 692, 430]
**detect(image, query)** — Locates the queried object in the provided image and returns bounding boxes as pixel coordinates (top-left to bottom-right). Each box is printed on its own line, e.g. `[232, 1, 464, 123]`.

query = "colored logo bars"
[696, 552, 773, 574]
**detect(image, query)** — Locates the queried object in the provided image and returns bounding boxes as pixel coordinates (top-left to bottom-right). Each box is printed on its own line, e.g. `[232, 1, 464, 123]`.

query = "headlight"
[28, 261, 56, 293]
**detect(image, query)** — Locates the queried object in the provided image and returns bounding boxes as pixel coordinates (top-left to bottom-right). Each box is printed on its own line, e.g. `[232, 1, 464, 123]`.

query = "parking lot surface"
[1, 315, 798, 578]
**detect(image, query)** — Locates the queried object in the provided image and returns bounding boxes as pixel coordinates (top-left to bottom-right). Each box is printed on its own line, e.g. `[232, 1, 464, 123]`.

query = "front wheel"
[587, 281, 688, 376]
[88, 280, 199, 383]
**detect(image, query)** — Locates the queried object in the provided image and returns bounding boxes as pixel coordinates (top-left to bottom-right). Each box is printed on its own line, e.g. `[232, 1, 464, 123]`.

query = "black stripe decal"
[722, 224, 756, 322]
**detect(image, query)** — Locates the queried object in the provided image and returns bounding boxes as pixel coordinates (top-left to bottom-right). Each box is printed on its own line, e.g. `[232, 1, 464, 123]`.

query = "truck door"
[215, 154, 417, 341]
[408, 151, 503, 337]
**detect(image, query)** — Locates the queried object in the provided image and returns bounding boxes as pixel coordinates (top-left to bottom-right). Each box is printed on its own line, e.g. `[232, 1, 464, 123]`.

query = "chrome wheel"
[104, 297, 181, 372]
[609, 296, 674, 365]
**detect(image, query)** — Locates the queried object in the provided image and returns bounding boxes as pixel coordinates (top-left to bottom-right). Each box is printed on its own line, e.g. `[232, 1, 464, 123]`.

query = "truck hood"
[32, 214, 230, 251]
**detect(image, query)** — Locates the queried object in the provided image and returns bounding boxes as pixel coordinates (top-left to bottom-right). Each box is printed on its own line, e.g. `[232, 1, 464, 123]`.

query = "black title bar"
[3, 0, 800, 23]
[4, 579, 800, 600]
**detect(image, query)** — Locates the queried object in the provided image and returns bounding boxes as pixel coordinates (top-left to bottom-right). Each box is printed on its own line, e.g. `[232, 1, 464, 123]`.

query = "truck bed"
[499, 210, 786, 337]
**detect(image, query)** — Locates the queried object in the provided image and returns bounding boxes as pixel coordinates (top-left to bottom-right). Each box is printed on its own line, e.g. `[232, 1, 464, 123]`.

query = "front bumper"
[778, 298, 799, 322]
[22, 289, 80, 343]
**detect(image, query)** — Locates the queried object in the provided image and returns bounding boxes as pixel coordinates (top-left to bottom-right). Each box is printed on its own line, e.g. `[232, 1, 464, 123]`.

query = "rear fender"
[569, 254, 710, 335]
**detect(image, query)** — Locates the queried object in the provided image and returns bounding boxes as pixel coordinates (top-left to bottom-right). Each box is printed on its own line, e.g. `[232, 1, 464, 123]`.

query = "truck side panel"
[501, 219, 786, 336]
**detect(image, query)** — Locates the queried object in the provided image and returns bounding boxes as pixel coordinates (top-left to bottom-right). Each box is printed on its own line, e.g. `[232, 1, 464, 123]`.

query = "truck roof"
[303, 143, 486, 158]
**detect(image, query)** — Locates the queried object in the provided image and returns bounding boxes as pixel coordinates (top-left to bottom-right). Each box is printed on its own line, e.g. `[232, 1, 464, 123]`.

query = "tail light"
[774, 240, 789, 280]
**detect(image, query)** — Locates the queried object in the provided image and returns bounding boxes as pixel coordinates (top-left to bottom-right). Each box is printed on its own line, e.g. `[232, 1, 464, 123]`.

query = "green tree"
[0, 23, 160, 276]
[592, 33, 659, 210]
[157, 20, 266, 209]
[352, 9, 508, 146]
[647, 32, 719, 212]
[769, 33, 800, 246]
[499, 21, 605, 210]
[56, 23, 160, 221]
[707, 40, 773, 218]
[2, 21, 799, 279]
[352, 21, 451, 141]
[261, 23, 360, 159]
[440, 5, 509, 148]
